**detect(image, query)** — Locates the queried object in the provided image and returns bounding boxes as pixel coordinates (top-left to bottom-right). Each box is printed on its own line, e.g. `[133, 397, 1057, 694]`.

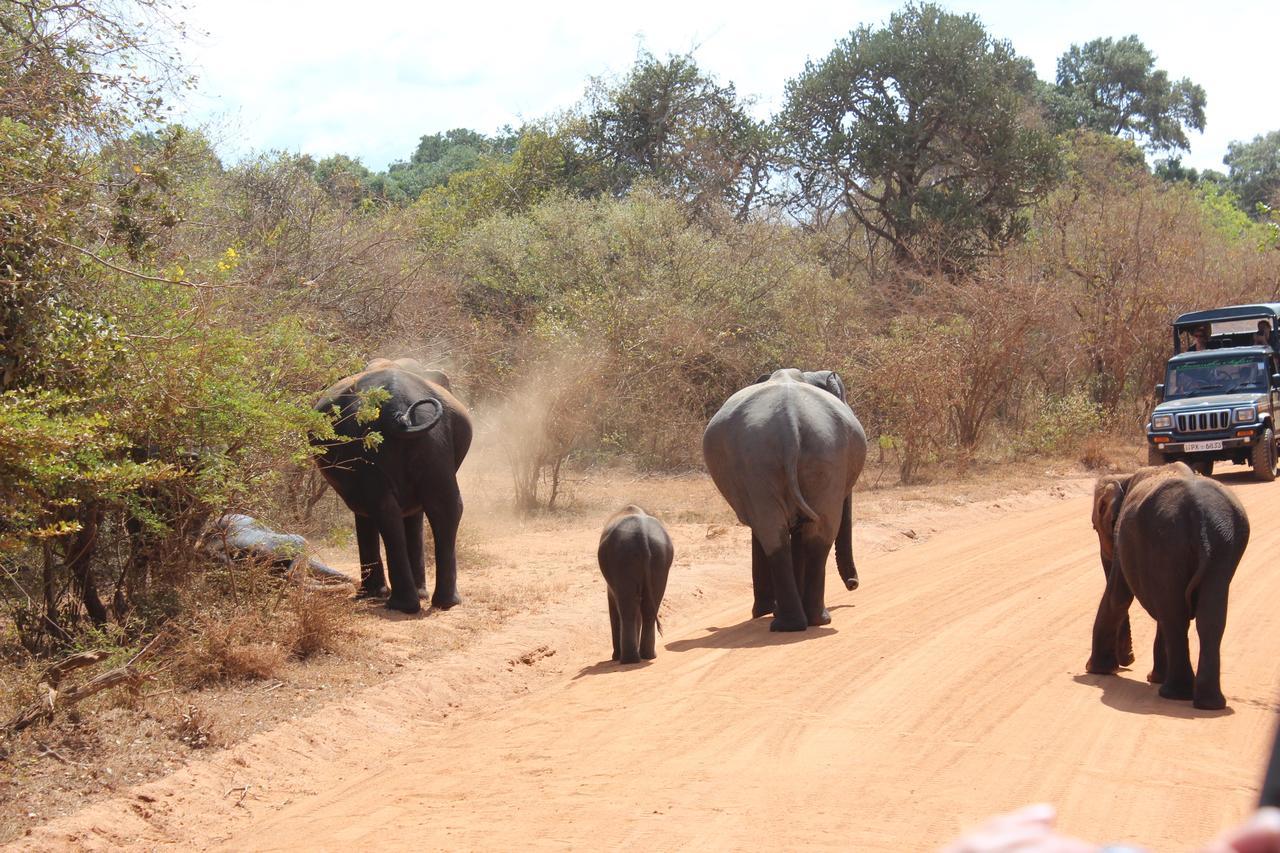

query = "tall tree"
[779, 3, 1061, 273]
[1224, 130, 1280, 218]
[575, 51, 773, 220]
[1052, 35, 1206, 153]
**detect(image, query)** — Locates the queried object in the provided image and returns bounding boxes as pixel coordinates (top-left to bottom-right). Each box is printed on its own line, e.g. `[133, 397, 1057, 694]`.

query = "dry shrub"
[284, 586, 350, 660]
[173, 610, 286, 686]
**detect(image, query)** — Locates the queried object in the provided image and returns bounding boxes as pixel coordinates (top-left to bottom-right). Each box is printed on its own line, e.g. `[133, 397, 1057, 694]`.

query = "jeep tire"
[1146, 446, 1167, 466]
[1251, 426, 1277, 482]
[1189, 459, 1214, 477]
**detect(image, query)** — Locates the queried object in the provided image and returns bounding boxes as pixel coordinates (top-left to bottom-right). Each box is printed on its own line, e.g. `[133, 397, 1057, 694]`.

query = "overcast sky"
[177, 0, 1279, 174]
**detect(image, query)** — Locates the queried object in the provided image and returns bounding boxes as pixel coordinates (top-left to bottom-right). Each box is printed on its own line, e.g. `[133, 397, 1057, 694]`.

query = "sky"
[176, 0, 1280, 174]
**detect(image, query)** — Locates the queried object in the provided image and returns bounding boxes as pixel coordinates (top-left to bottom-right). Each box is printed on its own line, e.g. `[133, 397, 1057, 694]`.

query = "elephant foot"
[1158, 680, 1194, 701]
[611, 649, 621, 661]
[1193, 689, 1226, 711]
[1120, 649, 1135, 667]
[618, 652, 641, 665]
[1146, 669, 1165, 684]
[431, 590, 462, 610]
[355, 585, 389, 600]
[1085, 655, 1119, 675]
[751, 599, 776, 619]
[807, 608, 832, 627]
[770, 614, 808, 632]
[641, 648, 657, 661]
[385, 595, 422, 615]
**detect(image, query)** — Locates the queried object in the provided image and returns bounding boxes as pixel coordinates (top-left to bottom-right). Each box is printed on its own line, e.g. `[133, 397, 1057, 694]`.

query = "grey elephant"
[703, 369, 867, 632]
[365, 357, 452, 393]
[313, 358, 470, 614]
[1087, 461, 1249, 710]
[597, 505, 674, 664]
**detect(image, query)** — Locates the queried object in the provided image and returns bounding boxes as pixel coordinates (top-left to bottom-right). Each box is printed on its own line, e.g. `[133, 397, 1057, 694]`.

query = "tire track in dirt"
[18, 469, 1280, 851]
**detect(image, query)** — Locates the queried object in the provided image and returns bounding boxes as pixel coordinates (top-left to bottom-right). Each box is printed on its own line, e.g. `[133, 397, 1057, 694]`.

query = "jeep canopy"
[1173, 304, 1280, 354]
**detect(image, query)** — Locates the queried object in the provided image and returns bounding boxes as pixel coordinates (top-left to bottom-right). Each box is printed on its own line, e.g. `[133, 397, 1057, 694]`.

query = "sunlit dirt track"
[19, 466, 1280, 851]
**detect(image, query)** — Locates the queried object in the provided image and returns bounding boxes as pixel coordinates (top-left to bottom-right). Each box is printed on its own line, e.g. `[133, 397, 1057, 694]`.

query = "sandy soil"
[12, 462, 1280, 851]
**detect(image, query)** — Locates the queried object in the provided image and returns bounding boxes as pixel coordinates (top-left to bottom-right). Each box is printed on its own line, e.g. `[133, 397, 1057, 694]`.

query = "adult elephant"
[1087, 461, 1249, 710]
[703, 369, 867, 631]
[313, 359, 471, 614]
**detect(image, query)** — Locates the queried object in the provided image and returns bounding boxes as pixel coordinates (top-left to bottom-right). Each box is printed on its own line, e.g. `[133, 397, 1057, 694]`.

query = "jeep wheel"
[1189, 459, 1214, 477]
[1146, 447, 1167, 466]
[1251, 427, 1277, 482]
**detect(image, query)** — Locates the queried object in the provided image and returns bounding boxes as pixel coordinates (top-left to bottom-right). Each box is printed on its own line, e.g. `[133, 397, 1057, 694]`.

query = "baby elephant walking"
[597, 505, 674, 664]
[1088, 462, 1249, 710]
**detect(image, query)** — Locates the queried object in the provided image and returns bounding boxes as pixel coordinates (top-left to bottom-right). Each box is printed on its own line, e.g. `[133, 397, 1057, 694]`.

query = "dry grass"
[285, 586, 351, 660]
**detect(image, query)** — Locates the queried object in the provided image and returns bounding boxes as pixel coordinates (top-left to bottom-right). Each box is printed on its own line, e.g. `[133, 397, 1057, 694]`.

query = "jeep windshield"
[1165, 355, 1269, 399]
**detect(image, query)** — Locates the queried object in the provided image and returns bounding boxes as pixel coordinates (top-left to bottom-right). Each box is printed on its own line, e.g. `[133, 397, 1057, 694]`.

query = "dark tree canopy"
[779, 3, 1061, 272]
[1224, 130, 1280, 218]
[1052, 35, 1206, 153]
[574, 51, 773, 219]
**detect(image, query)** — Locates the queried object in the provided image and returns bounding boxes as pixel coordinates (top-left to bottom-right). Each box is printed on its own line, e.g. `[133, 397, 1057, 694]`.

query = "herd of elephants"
[313, 357, 1249, 708]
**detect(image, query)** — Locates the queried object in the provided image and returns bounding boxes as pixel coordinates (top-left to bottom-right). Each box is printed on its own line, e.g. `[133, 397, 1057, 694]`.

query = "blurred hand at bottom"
[941, 804, 1101, 853]
[1200, 808, 1280, 853]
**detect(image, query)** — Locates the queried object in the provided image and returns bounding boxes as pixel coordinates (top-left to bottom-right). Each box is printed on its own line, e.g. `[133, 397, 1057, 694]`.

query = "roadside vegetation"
[1, 0, 1278, 822]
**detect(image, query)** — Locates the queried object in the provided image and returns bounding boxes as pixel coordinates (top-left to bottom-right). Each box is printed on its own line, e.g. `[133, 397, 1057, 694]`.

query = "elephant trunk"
[396, 397, 444, 433]
[835, 494, 858, 591]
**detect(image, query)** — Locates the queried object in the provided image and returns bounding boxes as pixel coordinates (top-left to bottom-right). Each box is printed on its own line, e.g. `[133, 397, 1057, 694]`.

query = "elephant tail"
[785, 464, 820, 525]
[1186, 521, 1213, 611]
[642, 535, 663, 636]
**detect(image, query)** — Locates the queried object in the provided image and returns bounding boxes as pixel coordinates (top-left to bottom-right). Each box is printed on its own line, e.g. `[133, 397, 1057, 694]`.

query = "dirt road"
[20, 466, 1280, 851]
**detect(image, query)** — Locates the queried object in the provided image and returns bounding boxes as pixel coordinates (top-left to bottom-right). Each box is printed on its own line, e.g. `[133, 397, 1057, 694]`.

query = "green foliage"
[779, 2, 1062, 273]
[1223, 130, 1280, 220]
[575, 51, 773, 219]
[1017, 391, 1104, 455]
[381, 127, 519, 201]
[1050, 35, 1206, 153]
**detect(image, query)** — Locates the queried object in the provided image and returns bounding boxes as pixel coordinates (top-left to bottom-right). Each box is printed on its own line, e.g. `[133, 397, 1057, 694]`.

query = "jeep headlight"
[1151, 414, 1173, 430]
[1234, 406, 1258, 424]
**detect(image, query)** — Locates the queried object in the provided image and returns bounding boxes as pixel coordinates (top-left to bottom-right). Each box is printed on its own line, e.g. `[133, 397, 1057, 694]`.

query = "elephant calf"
[597, 505, 674, 664]
[1087, 461, 1249, 710]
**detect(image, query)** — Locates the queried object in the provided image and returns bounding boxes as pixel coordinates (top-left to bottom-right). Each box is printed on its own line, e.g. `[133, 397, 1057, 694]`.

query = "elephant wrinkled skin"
[702, 369, 868, 632]
[1087, 462, 1249, 710]
[313, 360, 471, 614]
[597, 505, 674, 664]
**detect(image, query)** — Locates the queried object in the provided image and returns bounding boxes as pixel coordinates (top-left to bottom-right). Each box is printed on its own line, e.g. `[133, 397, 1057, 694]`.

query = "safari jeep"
[1147, 304, 1280, 480]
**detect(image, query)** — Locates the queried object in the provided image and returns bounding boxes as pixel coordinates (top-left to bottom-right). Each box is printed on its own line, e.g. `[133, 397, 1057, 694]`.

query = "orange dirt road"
[20, 468, 1280, 851]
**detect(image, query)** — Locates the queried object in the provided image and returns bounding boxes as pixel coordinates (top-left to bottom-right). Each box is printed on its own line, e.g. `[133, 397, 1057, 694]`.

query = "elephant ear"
[1091, 478, 1126, 535]
[754, 373, 772, 385]
[805, 370, 847, 402]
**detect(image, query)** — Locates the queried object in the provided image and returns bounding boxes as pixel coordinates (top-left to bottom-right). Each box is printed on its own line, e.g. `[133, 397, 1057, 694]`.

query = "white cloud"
[174, 0, 1280, 173]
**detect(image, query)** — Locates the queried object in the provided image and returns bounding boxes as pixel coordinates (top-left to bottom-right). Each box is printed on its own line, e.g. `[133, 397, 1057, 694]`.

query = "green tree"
[382, 127, 518, 201]
[1224, 130, 1280, 219]
[778, 3, 1061, 273]
[575, 51, 773, 219]
[1051, 35, 1206, 153]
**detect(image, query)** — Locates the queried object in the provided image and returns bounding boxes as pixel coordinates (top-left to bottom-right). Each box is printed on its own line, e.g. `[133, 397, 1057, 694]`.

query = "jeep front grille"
[1176, 410, 1231, 433]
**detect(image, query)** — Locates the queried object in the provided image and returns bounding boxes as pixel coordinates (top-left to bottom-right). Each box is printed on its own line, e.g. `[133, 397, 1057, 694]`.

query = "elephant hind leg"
[800, 534, 833, 627]
[762, 528, 805, 633]
[1147, 626, 1166, 684]
[354, 515, 388, 598]
[425, 485, 463, 611]
[405, 512, 427, 598]
[1192, 574, 1230, 710]
[750, 533, 774, 618]
[1156, 618, 1195, 701]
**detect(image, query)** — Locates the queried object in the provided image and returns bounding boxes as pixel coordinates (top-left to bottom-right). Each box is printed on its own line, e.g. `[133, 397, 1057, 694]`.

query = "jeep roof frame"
[1172, 303, 1280, 354]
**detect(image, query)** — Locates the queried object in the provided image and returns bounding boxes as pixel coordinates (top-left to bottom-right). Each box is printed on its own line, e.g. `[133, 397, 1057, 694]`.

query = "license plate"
[1182, 440, 1224, 452]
